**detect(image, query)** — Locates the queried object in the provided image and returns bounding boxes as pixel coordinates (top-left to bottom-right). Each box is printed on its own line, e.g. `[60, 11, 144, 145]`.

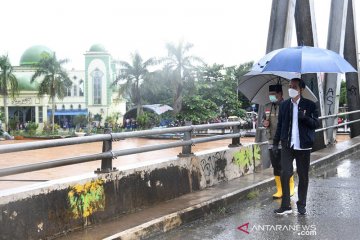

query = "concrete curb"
[104, 137, 360, 240]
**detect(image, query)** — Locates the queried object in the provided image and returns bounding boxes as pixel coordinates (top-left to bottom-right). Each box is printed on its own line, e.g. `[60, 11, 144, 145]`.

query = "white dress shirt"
[291, 98, 312, 150]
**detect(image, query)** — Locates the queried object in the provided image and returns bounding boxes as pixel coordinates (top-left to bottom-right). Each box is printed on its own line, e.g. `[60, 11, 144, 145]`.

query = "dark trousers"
[269, 148, 281, 176]
[280, 146, 311, 208]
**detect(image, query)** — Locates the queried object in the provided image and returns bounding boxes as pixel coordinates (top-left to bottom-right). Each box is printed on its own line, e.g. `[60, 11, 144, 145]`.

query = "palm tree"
[30, 53, 72, 132]
[113, 52, 156, 116]
[0, 55, 19, 131]
[164, 40, 203, 114]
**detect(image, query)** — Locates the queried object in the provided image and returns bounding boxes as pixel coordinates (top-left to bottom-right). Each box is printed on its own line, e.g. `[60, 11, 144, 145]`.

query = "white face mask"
[269, 95, 277, 102]
[288, 88, 299, 98]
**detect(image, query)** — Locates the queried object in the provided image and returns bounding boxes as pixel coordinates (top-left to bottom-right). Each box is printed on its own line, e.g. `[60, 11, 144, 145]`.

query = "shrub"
[26, 122, 39, 136]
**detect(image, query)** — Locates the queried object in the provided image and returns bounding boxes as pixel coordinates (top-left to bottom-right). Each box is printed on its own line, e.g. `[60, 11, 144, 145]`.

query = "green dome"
[20, 45, 53, 66]
[89, 44, 106, 52]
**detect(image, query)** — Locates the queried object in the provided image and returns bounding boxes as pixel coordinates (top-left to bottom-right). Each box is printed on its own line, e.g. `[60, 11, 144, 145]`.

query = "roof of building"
[14, 71, 39, 91]
[20, 45, 53, 66]
[89, 44, 106, 52]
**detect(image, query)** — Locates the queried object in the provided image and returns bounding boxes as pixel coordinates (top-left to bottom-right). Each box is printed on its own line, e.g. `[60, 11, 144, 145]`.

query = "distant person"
[263, 84, 295, 199]
[273, 78, 319, 215]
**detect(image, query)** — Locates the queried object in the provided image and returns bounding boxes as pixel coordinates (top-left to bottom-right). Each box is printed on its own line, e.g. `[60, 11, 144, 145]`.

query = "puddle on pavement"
[315, 159, 354, 179]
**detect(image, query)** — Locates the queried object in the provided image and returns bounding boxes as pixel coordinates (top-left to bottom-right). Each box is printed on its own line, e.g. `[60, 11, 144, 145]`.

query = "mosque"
[0, 44, 126, 130]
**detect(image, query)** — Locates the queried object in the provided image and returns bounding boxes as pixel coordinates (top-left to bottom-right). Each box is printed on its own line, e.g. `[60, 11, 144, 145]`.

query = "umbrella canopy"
[253, 46, 357, 74]
[238, 71, 318, 105]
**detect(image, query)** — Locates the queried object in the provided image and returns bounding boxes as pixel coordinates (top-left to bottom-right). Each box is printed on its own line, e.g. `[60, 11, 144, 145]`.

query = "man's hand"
[272, 144, 279, 151]
[298, 109, 307, 121]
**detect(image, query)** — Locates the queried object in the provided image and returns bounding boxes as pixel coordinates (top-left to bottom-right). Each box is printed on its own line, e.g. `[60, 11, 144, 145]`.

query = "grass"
[246, 189, 259, 200]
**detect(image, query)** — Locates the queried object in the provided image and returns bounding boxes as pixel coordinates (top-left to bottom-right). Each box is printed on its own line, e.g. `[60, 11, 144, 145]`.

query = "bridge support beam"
[256, 0, 295, 142]
[344, 0, 360, 138]
[324, 0, 348, 144]
[294, 0, 326, 150]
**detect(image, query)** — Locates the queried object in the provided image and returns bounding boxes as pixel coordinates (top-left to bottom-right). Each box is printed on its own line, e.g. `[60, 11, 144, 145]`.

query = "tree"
[197, 62, 253, 117]
[113, 52, 156, 116]
[164, 40, 203, 114]
[340, 80, 347, 107]
[30, 53, 72, 132]
[0, 55, 19, 131]
[141, 65, 175, 105]
[179, 95, 218, 124]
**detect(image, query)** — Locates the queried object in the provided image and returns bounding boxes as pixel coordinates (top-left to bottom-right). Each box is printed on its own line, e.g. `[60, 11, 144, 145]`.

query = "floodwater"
[0, 136, 257, 190]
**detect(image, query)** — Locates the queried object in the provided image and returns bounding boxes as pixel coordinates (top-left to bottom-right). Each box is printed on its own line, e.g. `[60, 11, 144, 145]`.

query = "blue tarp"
[47, 109, 88, 116]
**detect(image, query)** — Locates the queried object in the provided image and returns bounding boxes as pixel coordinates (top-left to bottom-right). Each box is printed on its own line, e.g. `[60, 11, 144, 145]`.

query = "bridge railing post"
[178, 121, 193, 157]
[229, 122, 241, 147]
[95, 128, 117, 173]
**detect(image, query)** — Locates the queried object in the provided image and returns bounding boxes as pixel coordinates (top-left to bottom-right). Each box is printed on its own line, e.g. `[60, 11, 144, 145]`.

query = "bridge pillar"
[324, 0, 348, 144]
[256, 0, 295, 142]
[95, 128, 116, 173]
[178, 121, 194, 157]
[344, 0, 360, 138]
[294, 0, 327, 150]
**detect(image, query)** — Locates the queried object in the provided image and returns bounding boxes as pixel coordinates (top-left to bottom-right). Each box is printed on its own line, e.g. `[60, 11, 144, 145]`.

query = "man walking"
[273, 78, 319, 215]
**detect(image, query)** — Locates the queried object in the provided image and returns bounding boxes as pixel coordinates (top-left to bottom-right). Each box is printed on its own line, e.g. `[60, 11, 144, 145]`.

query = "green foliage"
[30, 53, 72, 133]
[73, 115, 88, 129]
[136, 112, 159, 129]
[340, 80, 347, 106]
[9, 117, 17, 130]
[0, 55, 19, 98]
[246, 190, 259, 200]
[113, 52, 157, 116]
[0, 55, 19, 130]
[178, 95, 218, 124]
[26, 122, 38, 136]
[141, 68, 174, 105]
[197, 62, 252, 117]
[163, 40, 203, 114]
[42, 123, 60, 135]
[93, 113, 103, 122]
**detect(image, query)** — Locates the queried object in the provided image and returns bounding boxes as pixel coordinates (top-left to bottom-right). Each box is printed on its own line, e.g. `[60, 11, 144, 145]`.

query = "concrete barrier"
[0, 143, 264, 239]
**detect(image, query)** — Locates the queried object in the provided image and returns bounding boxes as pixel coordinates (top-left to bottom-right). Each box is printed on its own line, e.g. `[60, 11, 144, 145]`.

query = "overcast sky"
[0, 0, 358, 70]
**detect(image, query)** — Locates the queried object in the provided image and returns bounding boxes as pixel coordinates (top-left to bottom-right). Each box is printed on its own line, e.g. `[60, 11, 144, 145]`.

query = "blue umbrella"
[254, 46, 357, 74]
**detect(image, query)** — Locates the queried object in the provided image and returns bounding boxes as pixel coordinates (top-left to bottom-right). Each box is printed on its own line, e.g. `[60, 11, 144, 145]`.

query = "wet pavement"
[147, 155, 360, 240]
[0, 136, 258, 190]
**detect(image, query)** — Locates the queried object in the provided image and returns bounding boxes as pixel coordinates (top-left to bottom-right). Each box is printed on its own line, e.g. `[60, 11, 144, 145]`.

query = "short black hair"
[269, 84, 283, 93]
[291, 78, 306, 89]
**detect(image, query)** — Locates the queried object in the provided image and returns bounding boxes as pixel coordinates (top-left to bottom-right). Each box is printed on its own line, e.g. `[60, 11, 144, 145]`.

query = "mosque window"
[91, 68, 103, 105]
[62, 104, 65, 111]
[79, 80, 84, 96]
[78, 104, 81, 110]
[38, 106, 43, 123]
[70, 104, 73, 110]
[73, 85, 77, 97]
[66, 87, 72, 97]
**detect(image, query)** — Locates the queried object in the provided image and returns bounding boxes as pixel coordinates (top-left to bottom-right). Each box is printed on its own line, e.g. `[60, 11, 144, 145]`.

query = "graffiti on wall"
[326, 87, 334, 115]
[348, 85, 358, 96]
[233, 144, 261, 174]
[200, 151, 227, 183]
[68, 179, 105, 219]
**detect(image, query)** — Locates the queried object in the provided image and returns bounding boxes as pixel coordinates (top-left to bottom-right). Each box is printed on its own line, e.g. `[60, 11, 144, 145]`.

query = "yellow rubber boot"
[272, 176, 282, 199]
[290, 175, 295, 197]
